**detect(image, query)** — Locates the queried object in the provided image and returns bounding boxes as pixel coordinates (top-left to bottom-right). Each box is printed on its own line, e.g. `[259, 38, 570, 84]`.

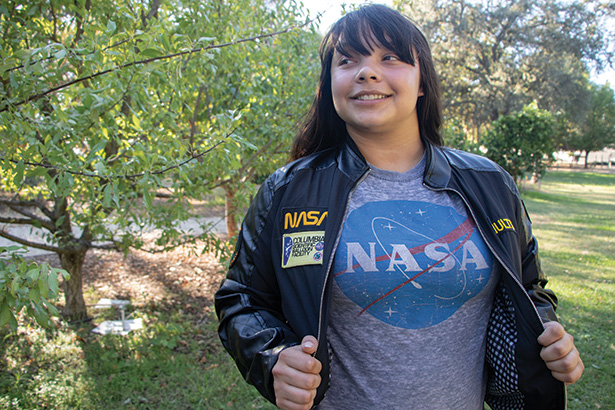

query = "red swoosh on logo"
[334, 216, 475, 278]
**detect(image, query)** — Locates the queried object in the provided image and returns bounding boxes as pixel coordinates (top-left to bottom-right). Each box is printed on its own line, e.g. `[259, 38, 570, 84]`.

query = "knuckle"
[297, 389, 313, 404]
[305, 357, 318, 372]
[305, 374, 320, 390]
[550, 343, 569, 358]
[561, 353, 580, 371]
[272, 365, 283, 377]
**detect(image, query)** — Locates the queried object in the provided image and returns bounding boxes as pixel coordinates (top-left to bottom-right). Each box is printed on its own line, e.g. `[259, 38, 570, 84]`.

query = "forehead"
[335, 28, 390, 55]
[331, 25, 415, 65]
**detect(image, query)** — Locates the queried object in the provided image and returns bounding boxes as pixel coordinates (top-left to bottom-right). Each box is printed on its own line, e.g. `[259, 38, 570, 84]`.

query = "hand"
[538, 321, 584, 384]
[272, 335, 322, 410]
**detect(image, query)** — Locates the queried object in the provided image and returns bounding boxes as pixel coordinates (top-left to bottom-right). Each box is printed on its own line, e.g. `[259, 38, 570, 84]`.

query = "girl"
[216, 5, 583, 410]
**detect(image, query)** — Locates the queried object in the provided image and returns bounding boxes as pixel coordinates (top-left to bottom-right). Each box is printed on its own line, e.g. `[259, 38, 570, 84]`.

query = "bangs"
[328, 7, 417, 66]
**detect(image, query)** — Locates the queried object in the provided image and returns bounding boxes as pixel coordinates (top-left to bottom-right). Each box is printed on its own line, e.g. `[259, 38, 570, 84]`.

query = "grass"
[0, 169, 613, 409]
[0, 302, 274, 409]
[520, 170, 615, 409]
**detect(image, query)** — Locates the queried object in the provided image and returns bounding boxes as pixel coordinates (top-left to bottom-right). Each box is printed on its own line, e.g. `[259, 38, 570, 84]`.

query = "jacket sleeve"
[517, 195, 559, 323]
[214, 177, 300, 404]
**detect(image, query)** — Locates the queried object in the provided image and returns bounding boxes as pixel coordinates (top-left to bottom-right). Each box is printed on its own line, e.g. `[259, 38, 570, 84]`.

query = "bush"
[0, 246, 69, 330]
[483, 103, 555, 183]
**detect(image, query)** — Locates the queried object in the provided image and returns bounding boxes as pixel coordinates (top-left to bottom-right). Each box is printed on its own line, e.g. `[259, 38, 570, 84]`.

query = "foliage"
[402, 0, 614, 139]
[0, 0, 319, 320]
[442, 118, 480, 154]
[482, 102, 554, 182]
[560, 83, 615, 167]
[0, 246, 68, 330]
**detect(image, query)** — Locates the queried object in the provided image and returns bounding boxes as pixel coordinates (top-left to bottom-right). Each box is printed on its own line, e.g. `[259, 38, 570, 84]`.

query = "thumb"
[301, 335, 318, 355]
[538, 321, 564, 346]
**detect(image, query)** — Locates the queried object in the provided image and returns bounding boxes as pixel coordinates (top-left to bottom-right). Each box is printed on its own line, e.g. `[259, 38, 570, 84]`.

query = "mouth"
[351, 93, 391, 101]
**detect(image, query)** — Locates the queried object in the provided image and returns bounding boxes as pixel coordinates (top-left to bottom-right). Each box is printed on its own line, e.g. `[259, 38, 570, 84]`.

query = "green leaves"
[0, 246, 70, 331]
[406, 0, 613, 137]
[483, 103, 555, 183]
[0, 0, 319, 321]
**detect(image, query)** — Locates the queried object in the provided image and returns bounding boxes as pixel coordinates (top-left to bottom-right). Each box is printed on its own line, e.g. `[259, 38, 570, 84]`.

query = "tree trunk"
[59, 249, 89, 321]
[225, 187, 239, 238]
[584, 151, 589, 168]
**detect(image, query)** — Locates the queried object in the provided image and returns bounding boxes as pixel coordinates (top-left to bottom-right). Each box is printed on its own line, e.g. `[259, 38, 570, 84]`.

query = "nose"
[356, 61, 380, 82]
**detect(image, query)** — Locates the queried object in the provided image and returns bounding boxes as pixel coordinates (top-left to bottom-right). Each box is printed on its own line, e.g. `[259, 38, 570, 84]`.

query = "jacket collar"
[339, 136, 452, 188]
[423, 140, 451, 189]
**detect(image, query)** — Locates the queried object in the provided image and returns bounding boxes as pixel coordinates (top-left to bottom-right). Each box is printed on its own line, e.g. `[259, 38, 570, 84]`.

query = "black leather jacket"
[215, 139, 566, 409]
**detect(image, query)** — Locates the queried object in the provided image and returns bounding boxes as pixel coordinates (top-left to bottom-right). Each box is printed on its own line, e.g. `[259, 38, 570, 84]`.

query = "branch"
[6, 38, 136, 74]
[0, 216, 36, 225]
[1, 21, 312, 113]
[237, 138, 276, 175]
[0, 197, 40, 208]
[0, 229, 68, 254]
[140, 229, 221, 254]
[0, 197, 53, 219]
[88, 242, 119, 251]
[190, 85, 206, 146]
[3, 205, 56, 231]
[0, 128, 235, 181]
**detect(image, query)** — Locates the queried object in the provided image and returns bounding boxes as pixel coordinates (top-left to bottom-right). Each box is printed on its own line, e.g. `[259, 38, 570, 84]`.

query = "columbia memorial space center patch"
[281, 208, 327, 269]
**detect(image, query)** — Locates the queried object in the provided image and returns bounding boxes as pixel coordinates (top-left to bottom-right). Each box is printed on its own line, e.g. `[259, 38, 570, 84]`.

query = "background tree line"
[1, 0, 614, 325]
[403, 0, 615, 178]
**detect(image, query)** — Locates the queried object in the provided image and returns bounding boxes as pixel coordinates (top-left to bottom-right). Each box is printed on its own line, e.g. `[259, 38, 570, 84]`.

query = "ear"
[418, 86, 424, 97]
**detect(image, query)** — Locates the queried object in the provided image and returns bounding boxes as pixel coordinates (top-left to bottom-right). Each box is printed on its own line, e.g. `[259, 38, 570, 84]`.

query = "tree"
[0, 0, 319, 321]
[483, 103, 555, 183]
[562, 83, 615, 167]
[401, 0, 614, 140]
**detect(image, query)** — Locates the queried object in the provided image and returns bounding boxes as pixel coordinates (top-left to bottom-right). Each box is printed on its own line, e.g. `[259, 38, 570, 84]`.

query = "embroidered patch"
[283, 209, 328, 231]
[492, 218, 515, 234]
[282, 231, 325, 268]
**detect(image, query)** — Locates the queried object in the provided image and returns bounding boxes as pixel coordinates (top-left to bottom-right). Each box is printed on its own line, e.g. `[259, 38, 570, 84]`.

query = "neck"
[349, 130, 425, 173]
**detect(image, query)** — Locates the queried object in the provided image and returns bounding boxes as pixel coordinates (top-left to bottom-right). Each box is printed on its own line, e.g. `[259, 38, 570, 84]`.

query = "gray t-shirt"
[317, 156, 499, 409]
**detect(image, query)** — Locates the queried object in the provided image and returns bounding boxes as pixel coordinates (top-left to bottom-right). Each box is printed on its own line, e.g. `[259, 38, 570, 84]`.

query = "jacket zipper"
[427, 183, 546, 327]
[316, 168, 371, 342]
[430, 183, 569, 408]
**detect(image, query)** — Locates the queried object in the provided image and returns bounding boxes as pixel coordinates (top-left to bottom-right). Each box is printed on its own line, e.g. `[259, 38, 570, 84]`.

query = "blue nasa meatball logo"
[333, 201, 493, 329]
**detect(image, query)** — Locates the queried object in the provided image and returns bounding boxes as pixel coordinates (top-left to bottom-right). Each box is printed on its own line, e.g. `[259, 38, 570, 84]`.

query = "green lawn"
[521, 170, 615, 409]
[0, 169, 613, 409]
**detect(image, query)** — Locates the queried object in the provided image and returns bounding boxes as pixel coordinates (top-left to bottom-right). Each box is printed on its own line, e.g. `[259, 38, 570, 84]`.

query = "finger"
[540, 332, 575, 362]
[275, 383, 318, 410]
[278, 346, 322, 375]
[551, 355, 584, 385]
[273, 363, 322, 390]
[537, 321, 565, 347]
[543, 344, 581, 372]
[301, 335, 318, 355]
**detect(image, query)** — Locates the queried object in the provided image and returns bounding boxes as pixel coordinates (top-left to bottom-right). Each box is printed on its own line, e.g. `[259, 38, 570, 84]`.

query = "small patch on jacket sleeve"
[281, 231, 325, 268]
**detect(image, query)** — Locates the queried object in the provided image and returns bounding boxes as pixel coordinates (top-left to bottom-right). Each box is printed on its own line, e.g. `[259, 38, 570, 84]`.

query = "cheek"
[330, 74, 345, 108]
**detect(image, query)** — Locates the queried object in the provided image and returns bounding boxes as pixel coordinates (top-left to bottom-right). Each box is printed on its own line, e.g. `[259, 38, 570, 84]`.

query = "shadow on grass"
[73, 249, 271, 409]
[1, 247, 274, 409]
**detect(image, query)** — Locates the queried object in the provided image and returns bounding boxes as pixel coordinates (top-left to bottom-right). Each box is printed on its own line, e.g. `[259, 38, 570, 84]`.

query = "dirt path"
[32, 244, 227, 311]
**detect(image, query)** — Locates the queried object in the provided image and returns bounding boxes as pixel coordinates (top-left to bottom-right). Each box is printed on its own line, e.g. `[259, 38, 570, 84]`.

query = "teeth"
[355, 94, 388, 100]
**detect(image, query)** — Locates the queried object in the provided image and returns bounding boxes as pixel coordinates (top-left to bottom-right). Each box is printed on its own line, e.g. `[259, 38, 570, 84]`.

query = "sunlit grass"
[522, 170, 615, 409]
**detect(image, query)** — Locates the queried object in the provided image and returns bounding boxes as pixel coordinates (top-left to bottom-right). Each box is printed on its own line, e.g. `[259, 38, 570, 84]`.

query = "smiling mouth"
[352, 94, 391, 101]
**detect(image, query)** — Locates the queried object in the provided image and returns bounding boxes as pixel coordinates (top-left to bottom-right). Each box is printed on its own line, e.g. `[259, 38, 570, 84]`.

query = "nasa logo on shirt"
[333, 200, 493, 329]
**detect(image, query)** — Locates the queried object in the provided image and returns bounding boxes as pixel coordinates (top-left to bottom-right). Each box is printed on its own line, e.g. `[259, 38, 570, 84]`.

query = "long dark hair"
[291, 4, 443, 160]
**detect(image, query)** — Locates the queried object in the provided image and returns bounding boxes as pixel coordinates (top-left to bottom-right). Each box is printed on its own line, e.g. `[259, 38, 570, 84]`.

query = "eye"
[338, 56, 353, 66]
[383, 54, 400, 62]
